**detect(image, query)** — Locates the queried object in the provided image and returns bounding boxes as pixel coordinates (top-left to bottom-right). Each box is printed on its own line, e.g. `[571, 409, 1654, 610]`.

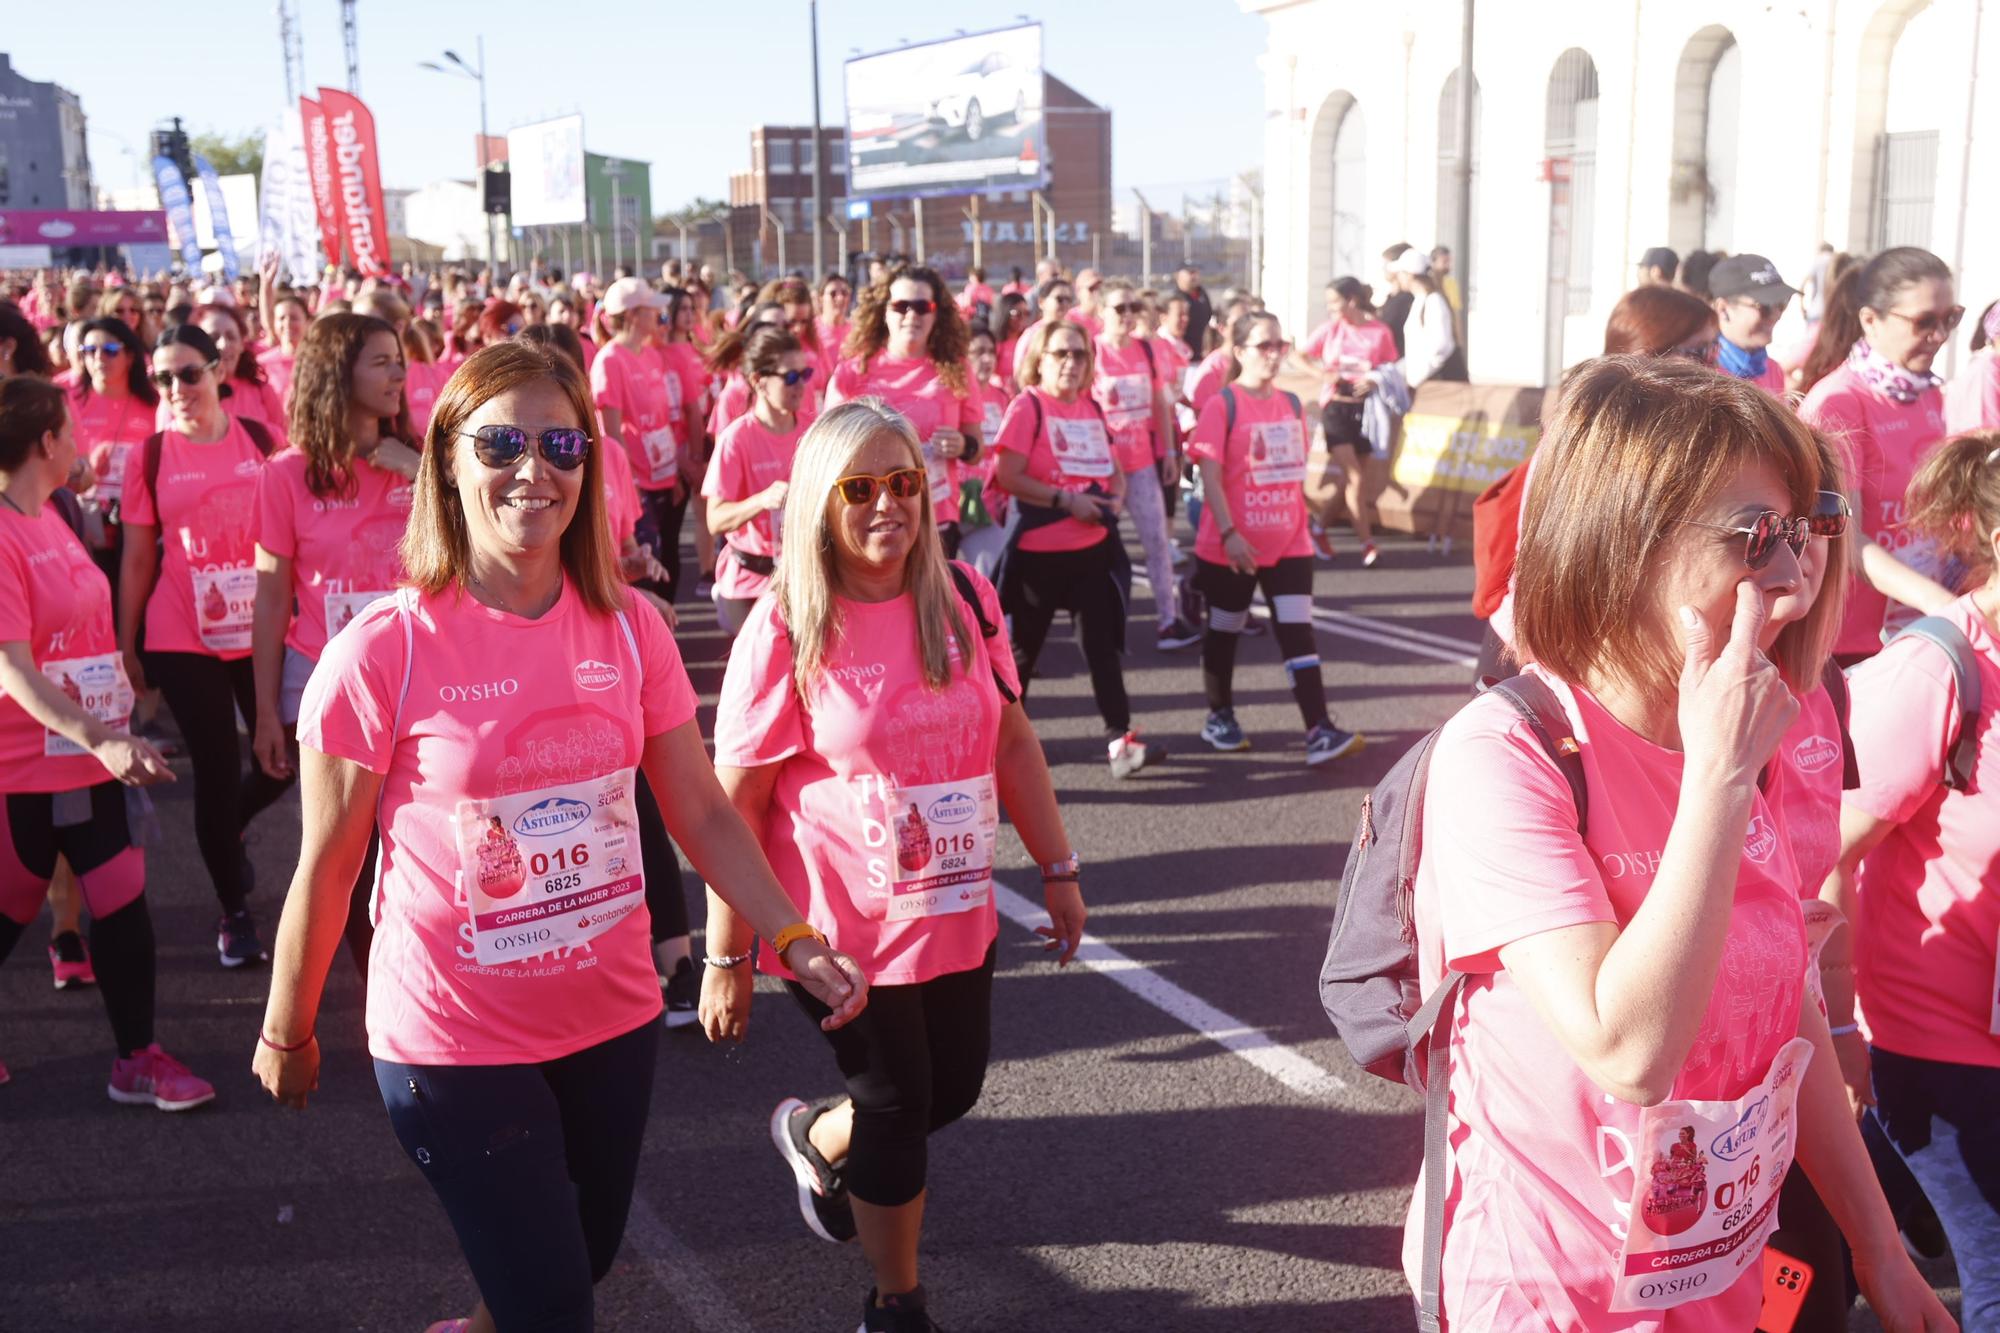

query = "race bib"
[640, 426, 678, 484]
[453, 768, 644, 966]
[1048, 416, 1115, 479]
[41, 653, 133, 757]
[324, 589, 393, 640]
[192, 564, 258, 652]
[663, 372, 685, 423]
[918, 436, 960, 507]
[982, 399, 1005, 441]
[1102, 373, 1152, 431]
[1249, 419, 1307, 486]
[886, 775, 997, 921]
[97, 442, 135, 506]
[1611, 1036, 1812, 1312]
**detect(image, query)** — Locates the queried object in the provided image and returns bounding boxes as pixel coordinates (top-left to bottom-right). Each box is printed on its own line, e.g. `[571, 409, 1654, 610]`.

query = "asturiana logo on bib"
[574, 659, 621, 692]
[1710, 1094, 1770, 1160]
[1743, 814, 1777, 863]
[926, 790, 980, 824]
[1792, 734, 1840, 775]
[513, 796, 592, 838]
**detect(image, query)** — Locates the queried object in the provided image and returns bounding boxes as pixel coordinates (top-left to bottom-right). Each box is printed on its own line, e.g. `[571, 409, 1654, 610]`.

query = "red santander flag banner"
[317, 87, 390, 277]
[298, 96, 344, 267]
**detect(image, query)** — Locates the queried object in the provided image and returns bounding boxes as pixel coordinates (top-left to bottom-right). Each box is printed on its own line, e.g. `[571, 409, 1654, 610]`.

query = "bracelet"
[1828, 1022, 1861, 1037]
[259, 1029, 314, 1053]
[1219, 526, 1239, 543]
[703, 951, 752, 969]
[768, 921, 828, 957]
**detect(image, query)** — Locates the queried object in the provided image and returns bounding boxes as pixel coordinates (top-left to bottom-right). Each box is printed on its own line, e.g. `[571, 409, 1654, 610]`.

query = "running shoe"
[423, 1322, 471, 1333]
[859, 1286, 942, 1333]
[217, 911, 269, 968]
[107, 1044, 215, 1112]
[1306, 722, 1366, 767]
[771, 1097, 856, 1244]
[1201, 711, 1250, 751]
[1156, 617, 1202, 651]
[1361, 542, 1381, 568]
[49, 931, 96, 989]
[662, 957, 699, 1030]
[1108, 732, 1149, 780]
[1168, 542, 1188, 568]
[1310, 523, 1338, 563]
[0, 1058, 9, 1086]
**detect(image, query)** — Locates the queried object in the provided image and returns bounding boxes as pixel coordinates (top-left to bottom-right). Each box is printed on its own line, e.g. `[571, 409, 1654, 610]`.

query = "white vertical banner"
[259, 108, 321, 283]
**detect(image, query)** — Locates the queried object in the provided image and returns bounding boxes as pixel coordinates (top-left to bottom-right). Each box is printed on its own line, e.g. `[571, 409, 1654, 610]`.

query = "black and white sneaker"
[1305, 722, 1365, 767]
[217, 911, 269, 968]
[859, 1285, 943, 1333]
[662, 957, 699, 1029]
[1156, 618, 1202, 651]
[770, 1097, 856, 1243]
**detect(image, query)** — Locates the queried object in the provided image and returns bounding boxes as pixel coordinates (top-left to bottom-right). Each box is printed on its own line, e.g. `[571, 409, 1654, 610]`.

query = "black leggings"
[145, 651, 292, 916]
[374, 1018, 658, 1333]
[785, 943, 996, 1207]
[634, 485, 689, 603]
[1196, 556, 1328, 728]
[635, 771, 687, 943]
[1003, 538, 1131, 736]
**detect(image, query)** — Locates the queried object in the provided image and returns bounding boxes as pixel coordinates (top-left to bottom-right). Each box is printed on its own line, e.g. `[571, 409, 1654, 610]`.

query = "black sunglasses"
[768, 366, 817, 387]
[1671, 338, 1719, 366]
[83, 342, 125, 358]
[1678, 509, 1812, 569]
[888, 299, 935, 316]
[1042, 347, 1087, 362]
[834, 468, 925, 505]
[1106, 303, 1134, 316]
[150, 362, 216, 389]
[458, 425, 592, 472]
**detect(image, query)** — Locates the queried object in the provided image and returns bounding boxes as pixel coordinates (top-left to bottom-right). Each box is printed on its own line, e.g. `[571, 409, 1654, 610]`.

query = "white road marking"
[623, 1189, 755, 1326]
[993, 879, 1348, 1099]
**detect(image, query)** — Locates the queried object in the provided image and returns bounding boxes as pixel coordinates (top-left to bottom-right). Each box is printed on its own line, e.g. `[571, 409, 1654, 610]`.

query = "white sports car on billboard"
[929, 50, 1038, 142]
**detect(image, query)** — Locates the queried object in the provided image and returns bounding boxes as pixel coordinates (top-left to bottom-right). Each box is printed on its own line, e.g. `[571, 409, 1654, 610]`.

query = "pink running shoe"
[108, 1044, 215, 1112]
[424, 1322, 471, 1333]
[49, 931, 96, 989]
[0, 1058, 10, 1086]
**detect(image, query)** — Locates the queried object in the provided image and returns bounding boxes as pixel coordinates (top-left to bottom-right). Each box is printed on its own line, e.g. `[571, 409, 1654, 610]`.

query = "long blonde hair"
[775, 398, 972, 693]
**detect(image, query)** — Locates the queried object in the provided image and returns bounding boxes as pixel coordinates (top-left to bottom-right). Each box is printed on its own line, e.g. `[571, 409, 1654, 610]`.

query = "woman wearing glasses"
[702, 399, 1082, 1333]
[118, 324, 286, 968]
[591, 278, 688, 602]
[1800, 248, 1960, 663]
[1406, 356, 1951, 1332]
[827, 265, 985, 559]
[175, 303, 289, 451]
[1190, 312, 1359, 765]
[253, 341, 866, 1333]
[70, 318, 157, 552]
[705, 327, 812, 635]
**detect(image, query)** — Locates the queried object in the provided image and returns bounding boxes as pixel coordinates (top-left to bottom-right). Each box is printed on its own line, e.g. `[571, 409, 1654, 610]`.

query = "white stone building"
[1244, 0, 1989, 386]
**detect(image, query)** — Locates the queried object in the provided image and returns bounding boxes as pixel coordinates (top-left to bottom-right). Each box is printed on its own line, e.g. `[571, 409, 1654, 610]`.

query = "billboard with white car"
[844, 23, 1047, 200]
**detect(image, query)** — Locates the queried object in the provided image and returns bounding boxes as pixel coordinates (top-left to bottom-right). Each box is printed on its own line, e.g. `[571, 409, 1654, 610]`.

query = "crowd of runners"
[0, 232, 1996, 1332]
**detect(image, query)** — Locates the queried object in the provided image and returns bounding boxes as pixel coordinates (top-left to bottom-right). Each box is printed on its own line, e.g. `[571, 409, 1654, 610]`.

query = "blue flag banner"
[151, 156, 202, 270]
[192, 153, 241, 280]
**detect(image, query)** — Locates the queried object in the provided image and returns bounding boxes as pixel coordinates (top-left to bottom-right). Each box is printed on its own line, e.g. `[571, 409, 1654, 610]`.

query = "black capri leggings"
[1002, 536, 1131, 736]
[144, 651, 294, 916]
[633, 485, 689, 603]
[1196, 555, 1328, 729]
[635, 771, 688, 943]
[785, 942, 996, 1207]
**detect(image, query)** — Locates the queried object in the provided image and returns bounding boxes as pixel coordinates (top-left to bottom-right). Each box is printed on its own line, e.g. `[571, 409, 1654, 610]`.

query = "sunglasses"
[1678, 509, 1813, 569]
[1881, 305, 1965, 339]
[1051, 293, 1077, 307]
[1106, 303, 1134, 316]
[1245, 339, 1292, 355]
[83, 342, 125, 358]
[1728, 297, 1787, 320]
[769, 366, 817, 387]
[1807, 489, 1850, 538]
[1671, 338, 1720, 366]
[1042, 347, 1088, 362]
[888, 299, 935, 316]
[458, 424, 592, 472]
[834, 468, 925, 505]
[150, 362, 216, 389]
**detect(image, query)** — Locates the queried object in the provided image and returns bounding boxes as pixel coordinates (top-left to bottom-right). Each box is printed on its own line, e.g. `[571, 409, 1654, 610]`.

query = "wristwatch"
[1039, 853, 1081, 880]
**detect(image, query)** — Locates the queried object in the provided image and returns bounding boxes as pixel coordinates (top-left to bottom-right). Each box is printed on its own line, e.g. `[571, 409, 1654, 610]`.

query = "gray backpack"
[1317, 673, 1586, 1333]
[1888, 615, 1983, 791]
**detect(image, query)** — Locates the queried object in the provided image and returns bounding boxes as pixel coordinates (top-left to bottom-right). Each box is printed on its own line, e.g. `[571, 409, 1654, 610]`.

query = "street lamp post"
[420, 36, 496, 274]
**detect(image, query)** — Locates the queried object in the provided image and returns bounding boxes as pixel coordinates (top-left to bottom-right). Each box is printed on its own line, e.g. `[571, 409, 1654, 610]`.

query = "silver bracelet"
[1828, 1022, 1861, 1037]
[703, 951, 752, 969]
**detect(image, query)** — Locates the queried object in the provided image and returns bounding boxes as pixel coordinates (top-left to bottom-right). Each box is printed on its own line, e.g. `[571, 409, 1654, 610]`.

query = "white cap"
[1392, 249, 1432, 277]
[600, 277, 665, 314]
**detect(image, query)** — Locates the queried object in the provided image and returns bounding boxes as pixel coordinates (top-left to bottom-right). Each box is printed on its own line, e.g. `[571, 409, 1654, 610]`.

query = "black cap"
[1639, 246, 1679, 274]
[1708, 254, 1799, 304]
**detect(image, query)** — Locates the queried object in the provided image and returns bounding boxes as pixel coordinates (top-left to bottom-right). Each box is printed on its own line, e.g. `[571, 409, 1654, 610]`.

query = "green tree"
[188, 130, 265, 180]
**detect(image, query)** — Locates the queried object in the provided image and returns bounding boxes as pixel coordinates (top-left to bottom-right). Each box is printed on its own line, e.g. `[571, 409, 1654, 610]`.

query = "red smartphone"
[1757, 1247, 1814, 1333]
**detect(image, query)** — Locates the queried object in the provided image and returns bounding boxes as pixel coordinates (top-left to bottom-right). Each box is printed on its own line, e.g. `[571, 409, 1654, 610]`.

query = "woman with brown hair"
[1602, 284, 1719, 360]
[179, 302, 289, 448]
[705, 325, 812, 634]
[826, 264, 984, 558]
[253, 340, 866, 1333]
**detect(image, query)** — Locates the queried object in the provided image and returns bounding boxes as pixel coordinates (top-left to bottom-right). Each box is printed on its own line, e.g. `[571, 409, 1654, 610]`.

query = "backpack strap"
[1222, 384, 1236, 439]
[240, 415, 278, 459]
[1282, 389, 1303, 419]
[140, 430, 167, 513]
[1820, 657, 1860, 792]
[946, 560, 1018, 705]
[1483, 673, 1590, 835]
[1893, 616, 1983, 791]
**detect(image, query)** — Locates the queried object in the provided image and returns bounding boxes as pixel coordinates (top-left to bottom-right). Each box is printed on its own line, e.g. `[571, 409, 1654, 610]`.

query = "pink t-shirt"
[1187, 349, 1233, 418]
[71, 391, 154, 510]
[404, 359, 451, 437]
[1771, 683, 1845, 895]
[1301, 318, 1400, 406]
[1092, 336, 1162, 474]
[1410, 672, 1807, 1331]
[653, 341, 708, 443]
[1800, 363, 1947, 657]
[0, 505, 122, 793]
[827, 355, 984, 526]
[255, 346, 296, 407]
[992, 389, 1119, 555]
[702, 413, 802, 601]
[252, 450, 414, 661]
[1151, 336, 1192, 404]
[591, 341, 680, 491]
[298, 580, 696, 1064]
[1843, 594, 2000, 1068]
[712, 565, 1018, 986]
[598, 431, 639, 550]
[1187, 387, 1312, 568]
[1944, 350, 2000, 434]
[121, 417, 268, 659]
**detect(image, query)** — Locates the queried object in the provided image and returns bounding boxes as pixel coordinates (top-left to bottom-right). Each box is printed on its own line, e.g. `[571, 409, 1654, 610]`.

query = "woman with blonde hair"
[254, 340, 866, 1333]
[703, 398, 1082, 1333]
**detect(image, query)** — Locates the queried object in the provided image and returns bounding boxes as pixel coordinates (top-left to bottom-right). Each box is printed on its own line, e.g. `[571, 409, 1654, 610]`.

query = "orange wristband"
[769, 921, 828, 958]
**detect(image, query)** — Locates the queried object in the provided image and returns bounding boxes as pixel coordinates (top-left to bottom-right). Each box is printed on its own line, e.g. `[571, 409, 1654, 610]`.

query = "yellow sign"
[1393, 412, 1539, 495]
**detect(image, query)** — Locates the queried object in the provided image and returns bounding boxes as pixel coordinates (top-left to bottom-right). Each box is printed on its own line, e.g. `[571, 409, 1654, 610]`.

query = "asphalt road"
[0, 528, 1961, 1332]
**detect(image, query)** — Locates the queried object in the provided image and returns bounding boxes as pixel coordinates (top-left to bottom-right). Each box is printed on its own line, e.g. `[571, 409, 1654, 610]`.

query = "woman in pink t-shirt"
[118, 323, 289, 968]
[705, 327, 810, 635]
[0, 376, 210, 1110]
[704, 399, 1083, 1333]
[1829, 432, 2000, 1326]
[186, 303, 289, 452]
[1799, 248, 1962, 663]
[1411, 356, 1948, 1332]
[1188, 311, 1359, 766]
[992, 319, 1149, 779]
[1301, 277, 1401, 565]
[255, 287, 310, 409]
[990, 291, 1030, 383]
[254, 342, 866, 1333]
[1943, 302, 2000, 434]
[1096, 282, 1193, 649]
[826, 265, 986, 561]
[591, 278, 691, 603]
[816, 272, 852, 364]
[68, 316, 157, 566]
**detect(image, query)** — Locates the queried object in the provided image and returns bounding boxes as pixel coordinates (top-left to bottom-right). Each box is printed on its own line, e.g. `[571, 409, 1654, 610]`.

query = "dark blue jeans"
[1871, 1046, 2000, 1331]
[374, 1018, 658, 1332]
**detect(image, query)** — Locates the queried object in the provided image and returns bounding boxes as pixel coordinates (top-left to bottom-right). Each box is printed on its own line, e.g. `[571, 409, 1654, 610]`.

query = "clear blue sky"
[4, 1, 1268, 215]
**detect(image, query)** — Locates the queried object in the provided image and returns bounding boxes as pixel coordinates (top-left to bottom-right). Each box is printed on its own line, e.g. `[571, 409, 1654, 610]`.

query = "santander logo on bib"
[1743, 814, 1778, 863]
[1792, 734, 1840, 775]
[574, 659, 621, 692]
